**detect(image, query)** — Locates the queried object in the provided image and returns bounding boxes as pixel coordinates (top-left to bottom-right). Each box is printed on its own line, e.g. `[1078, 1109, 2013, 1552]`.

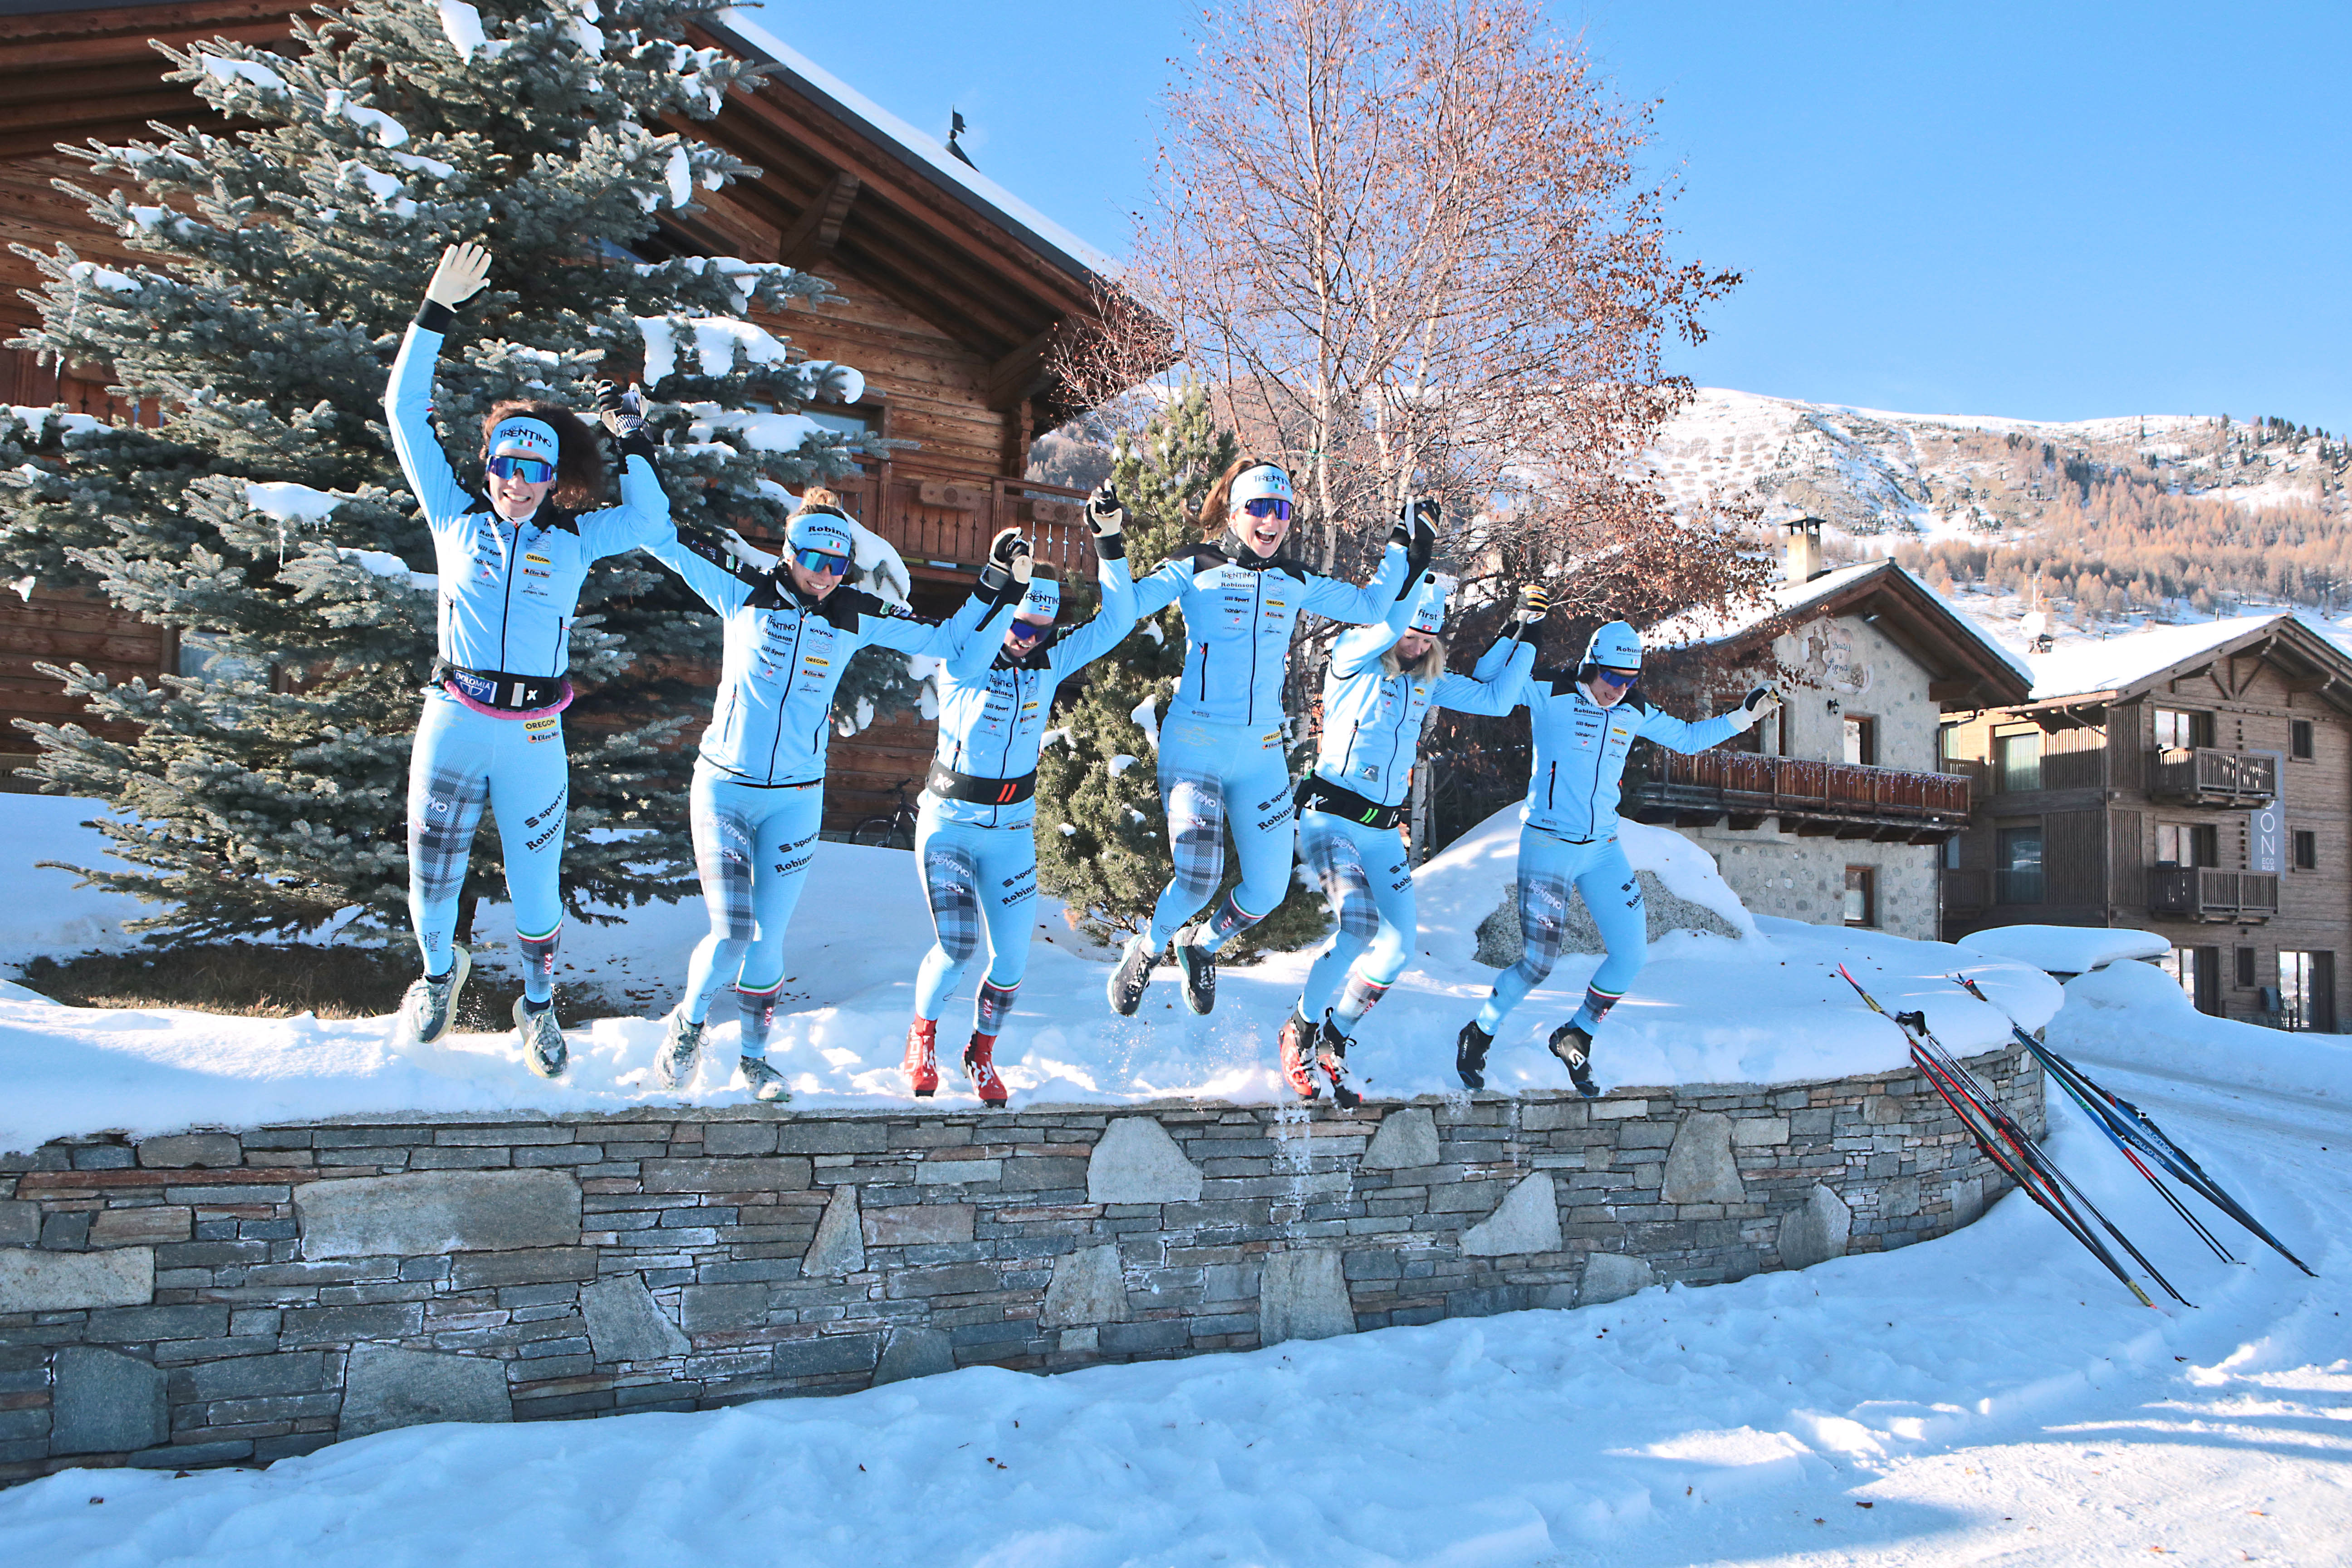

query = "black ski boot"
[1455, 1019, 1493, 1090]
[1316, 1017, 1363, 1110]
[1171, 926, 1216, 1015]
[1107, 934, 1158, 1016]
[1548, 1021, 1600, 1098]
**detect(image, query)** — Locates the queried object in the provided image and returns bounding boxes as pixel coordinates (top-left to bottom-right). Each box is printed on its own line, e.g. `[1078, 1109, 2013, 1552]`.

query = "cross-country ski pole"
[1951, 975, 2315, 1277]
[1838, 965, 2162, 1307]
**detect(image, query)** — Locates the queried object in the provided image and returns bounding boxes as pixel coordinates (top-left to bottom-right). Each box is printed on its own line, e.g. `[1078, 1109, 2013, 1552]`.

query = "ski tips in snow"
[1835, 965, 2168, 1308]
[1948, 974, 2316, 1279]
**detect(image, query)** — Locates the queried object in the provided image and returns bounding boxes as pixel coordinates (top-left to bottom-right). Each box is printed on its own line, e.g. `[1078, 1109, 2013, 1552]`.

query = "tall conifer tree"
[0, 0, 882, 942]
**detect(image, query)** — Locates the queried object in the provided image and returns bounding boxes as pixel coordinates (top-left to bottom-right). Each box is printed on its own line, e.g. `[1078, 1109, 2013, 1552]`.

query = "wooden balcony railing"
[2149, 867, 2280, 923]
[2148, 747, 2276, 806]
[1941, 867, 1989, 911]
[1622, 749, 1975, 843]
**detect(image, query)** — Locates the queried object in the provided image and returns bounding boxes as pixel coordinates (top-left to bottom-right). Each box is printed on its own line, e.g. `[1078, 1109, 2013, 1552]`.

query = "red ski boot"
[963, 1032, 1009, 1108]
[1316, 1019, 1363, 1110]
[903, 1018, 940, 1098]
[1277, 1012, 1322, 1101]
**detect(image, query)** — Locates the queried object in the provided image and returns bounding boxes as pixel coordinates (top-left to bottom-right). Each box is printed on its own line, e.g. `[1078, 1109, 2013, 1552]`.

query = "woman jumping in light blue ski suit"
[643, 492, 996, 1101]
[1105, 458, 1432, 1017]
[1279, 574, 1526, 1105]
[902, 486, 1137, 1106]
[1446, 615, 1775, 1096]
[387, 243, 670, 1079]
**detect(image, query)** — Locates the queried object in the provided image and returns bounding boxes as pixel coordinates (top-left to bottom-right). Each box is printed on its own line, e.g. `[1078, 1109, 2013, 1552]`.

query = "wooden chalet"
[1635, 522, 2033, 941]
[0, 0, 1117, 824]
[1940, 613, 2352, 1031]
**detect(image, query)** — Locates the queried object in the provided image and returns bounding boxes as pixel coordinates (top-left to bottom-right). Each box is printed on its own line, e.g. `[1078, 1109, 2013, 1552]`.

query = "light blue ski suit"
[646, 531, 985, 1043]
[386, 303, 669, 996]
[914, 554, 1137, 1036]
[1295, 578, 1522, 1038]
[1129, 535, 1411, 951]
[1446, 628, 1751, 1039]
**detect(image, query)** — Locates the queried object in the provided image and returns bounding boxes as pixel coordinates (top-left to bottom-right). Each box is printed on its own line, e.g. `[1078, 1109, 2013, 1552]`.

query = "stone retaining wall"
[0, 1045, 2042, 1485]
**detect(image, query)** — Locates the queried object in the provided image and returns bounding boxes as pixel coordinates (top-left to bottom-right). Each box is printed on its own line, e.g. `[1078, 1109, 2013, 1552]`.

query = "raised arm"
[384, 244, 492, 534]
[1471, 586, 1551, 680]
[1129, 553, 1193, 618]
[943, 583, 1021, 681]
[1333, 571, 1437, 679]
[1050, 549, 1138, 675]
[1435, 636, 1535, 716]
[1636, 684, 1779, 754]
[641, 528, 754, 615]
[576, 380, 670, 556]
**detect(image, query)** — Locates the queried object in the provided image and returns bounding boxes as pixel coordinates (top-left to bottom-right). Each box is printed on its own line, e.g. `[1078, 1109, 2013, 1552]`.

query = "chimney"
[1784, 518, 1825, 583]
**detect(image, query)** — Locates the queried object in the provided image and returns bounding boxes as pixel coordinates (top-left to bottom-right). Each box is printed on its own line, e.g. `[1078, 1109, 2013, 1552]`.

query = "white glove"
[424, 242, 490, 309]
[1085, 482, 1125, 540]
[1733, 685, 1780, 730]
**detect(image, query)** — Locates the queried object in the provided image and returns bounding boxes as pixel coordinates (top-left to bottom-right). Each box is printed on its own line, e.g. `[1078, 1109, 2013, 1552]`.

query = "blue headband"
[786, 506, 855, 559]
[1016, 574, 1060, 620]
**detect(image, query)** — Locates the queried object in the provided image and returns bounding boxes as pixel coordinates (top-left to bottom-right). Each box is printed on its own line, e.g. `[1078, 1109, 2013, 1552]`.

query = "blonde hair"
[1381, 634, 1447, 681]
[796, 485, 842, 512]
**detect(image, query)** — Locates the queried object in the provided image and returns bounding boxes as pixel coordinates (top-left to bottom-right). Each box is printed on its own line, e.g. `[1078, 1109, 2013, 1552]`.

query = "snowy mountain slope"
[0, 977, 2341, 1566]
[1647, 387, 2233, 538]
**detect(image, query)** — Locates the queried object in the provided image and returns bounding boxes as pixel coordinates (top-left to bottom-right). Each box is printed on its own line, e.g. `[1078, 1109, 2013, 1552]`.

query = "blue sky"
[755, 2, 2352, 432]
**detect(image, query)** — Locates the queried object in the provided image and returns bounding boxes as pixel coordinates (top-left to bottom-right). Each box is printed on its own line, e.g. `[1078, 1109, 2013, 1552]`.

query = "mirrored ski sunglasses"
[1007, 619, 1052, 643]
[793, 547, 849, 576]
[485, 454, 555, 484]
[1241, 497, 1293, 521]
[1592, 666, 1639, 689]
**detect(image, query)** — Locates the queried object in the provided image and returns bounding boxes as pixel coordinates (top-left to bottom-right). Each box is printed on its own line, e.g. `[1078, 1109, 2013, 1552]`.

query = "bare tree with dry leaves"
[1064, 0, 1769, 630]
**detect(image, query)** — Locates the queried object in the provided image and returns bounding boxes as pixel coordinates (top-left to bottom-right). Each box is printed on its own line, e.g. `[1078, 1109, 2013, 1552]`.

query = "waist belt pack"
[1296, 776, 1405, 831]
[926, 762, 1038, 806]
[436, 662, 567, 712]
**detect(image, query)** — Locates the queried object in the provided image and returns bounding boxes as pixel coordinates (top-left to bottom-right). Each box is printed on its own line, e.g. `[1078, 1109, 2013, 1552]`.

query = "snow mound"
[1955, 923, 2169, 975]
[2058, 958, 2352, 1105]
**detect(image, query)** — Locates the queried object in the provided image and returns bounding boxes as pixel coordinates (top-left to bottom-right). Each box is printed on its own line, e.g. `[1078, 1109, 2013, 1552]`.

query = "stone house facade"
[1634, 524, 2032, 941]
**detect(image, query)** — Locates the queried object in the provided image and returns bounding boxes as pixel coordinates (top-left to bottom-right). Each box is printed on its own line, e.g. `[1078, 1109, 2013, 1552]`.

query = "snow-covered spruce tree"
[0, 0, 875, 942]
[1032, 387, 1327, 959]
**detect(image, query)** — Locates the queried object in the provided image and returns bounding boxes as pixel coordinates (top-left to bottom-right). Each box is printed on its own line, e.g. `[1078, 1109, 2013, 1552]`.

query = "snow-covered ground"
[0, 798, 2062, 1155]
[1, 955, 2344, 1565]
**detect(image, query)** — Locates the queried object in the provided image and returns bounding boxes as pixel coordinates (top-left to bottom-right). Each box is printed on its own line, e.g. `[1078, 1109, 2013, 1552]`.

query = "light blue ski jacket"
[931, 554, 1137, 829]
[1310, 578, 1524, 808]
[647, 532, 984, 787]
[386, 310, 668, 679]
[1130, 538, 1409, 727]
[1451, 636, 1747, 841]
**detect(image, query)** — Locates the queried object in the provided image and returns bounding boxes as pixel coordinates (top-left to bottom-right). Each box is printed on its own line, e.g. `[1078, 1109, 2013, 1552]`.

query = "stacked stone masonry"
[0, 1047, 2042, 1484]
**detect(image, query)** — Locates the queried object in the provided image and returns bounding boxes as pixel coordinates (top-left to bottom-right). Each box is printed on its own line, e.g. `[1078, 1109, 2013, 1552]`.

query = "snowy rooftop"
[2026, 612, 2306, 701]
[715, 7, 1117, 280]
[1649, 559, 2032, 686]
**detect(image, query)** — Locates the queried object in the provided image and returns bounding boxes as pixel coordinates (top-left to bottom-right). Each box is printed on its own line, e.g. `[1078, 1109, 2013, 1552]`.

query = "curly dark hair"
[479, 400, 606, 511]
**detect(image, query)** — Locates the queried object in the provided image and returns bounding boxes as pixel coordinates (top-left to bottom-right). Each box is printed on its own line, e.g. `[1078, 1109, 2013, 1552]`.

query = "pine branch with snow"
[0, 0, 870, 940]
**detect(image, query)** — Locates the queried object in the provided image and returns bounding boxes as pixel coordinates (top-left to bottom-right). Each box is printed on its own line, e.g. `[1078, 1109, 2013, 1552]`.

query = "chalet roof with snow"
[1648, 557, 2032, 710]
[2018, 612, 2352, 715]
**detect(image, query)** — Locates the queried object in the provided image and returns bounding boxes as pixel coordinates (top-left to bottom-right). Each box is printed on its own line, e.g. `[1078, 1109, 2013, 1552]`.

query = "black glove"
[594, 380, 644, 440]
[1390, 498, 1438, 591]
[979, 527, 1029, 599]
[1085, 482, 1127, 561]
[1509, 585, 1549, 637]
